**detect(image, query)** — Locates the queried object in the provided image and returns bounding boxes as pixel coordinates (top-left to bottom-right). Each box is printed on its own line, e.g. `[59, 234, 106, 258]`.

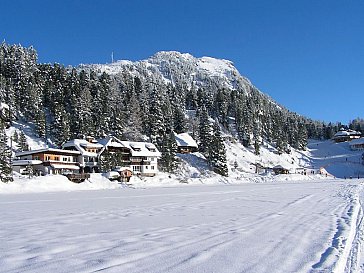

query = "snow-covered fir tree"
[0, 120, 13, 183]
[159, 129, 178, 172]
[198, 106, 212, 156]
[18, 130, 29, 151]
[208, 120, 228, 176]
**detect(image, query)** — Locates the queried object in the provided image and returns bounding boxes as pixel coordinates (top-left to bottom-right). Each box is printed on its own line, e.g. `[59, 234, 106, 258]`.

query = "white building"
[62, 136, 104, 173]
[98, 136, 161, 177]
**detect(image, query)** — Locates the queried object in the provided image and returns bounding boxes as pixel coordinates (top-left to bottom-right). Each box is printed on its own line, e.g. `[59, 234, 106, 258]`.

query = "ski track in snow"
[2, 180, 364, 273]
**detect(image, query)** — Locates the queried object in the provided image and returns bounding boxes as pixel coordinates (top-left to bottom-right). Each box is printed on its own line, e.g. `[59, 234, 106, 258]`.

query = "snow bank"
[0, 173, 121, 194]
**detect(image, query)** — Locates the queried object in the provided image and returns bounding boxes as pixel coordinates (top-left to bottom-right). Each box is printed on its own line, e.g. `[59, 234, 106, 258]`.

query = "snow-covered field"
[1, 179, 364, 273]
[3, 121, 364, 272]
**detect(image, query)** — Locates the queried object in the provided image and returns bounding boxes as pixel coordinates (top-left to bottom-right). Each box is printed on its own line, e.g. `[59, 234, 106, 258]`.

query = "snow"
[308, 140, 364, 178]
[2, 137, 364, 272]
[98, 136, 161, 158]
[0, 102, 9, 110]
[63, 139, 103, 157]
[81, 51, 253, 91]
[175, 132, 198, 148]
[1, 180, 364, 272]
[11, 160, 43, 166]
[7, 119, 48, 151]
[334, 130, 361, 137]
[0, 173, 120, 194]
[3, 116, 364, 272]
[15, 148, 81, 157]
[350, 137, 364, 146]
[197, 56, 235, 77]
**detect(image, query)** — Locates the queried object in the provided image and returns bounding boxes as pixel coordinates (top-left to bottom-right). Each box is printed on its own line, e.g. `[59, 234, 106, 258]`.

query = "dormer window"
[145, 144, 156, 152]
[130, 144, 142, 151]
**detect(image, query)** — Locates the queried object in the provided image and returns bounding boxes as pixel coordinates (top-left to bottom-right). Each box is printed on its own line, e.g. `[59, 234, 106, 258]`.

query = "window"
[151, 158, 154, 162]
[34, 156, 40, 160]
[45, 156, 50, 161]
[132, 165, 142, 172]
[54, 157, 60, 161]
[63, 157, 69, 162]
[151, 166, 155, 170]
[145, 166, 148, 169]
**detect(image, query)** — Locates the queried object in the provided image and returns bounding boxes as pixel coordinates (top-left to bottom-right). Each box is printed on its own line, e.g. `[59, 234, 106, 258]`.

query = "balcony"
[130, 160, 151, 166]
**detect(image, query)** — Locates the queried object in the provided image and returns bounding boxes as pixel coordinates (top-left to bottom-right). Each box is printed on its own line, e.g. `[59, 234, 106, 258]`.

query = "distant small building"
[113, 166, 133, 182]
[349, 138, 364, 151]
[175, 133, 198, 154]
[273, 165, 290, 175]
[13, 148, 81, 175]
[332, 128, 361, 143]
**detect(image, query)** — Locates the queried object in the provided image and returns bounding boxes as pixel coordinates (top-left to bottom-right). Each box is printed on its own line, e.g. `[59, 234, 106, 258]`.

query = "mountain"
[0, 42, 337, 179]
[82, 51, 253, 93]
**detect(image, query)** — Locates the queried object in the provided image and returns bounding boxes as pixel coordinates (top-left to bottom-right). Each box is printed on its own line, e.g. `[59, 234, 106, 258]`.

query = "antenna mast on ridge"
[111, 52, 114, 63]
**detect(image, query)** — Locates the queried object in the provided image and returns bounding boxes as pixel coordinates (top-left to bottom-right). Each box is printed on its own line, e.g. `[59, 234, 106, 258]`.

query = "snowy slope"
[4, 118, 334, 193]
[1, 180, 364, 273]
[307, 140, 364, 179]
[6, 115, 364, 191]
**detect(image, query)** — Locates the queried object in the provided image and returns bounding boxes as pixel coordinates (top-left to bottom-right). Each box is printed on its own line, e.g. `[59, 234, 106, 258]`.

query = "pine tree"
[173, 107, 187, 134]
[148, 85, 166, 144]
[209, 120, 228, 176]
[18, 131, 29, 151]
[99, 150, 114, 173]
[35, 109, 46, 138]
[52, 102, 71, 147]
[122, 92, 144, 141]
[159, 129, 178, 172]
[0, 121, 13, 183]
[198, 106, 211, 156]
[12, 130, 18, 143]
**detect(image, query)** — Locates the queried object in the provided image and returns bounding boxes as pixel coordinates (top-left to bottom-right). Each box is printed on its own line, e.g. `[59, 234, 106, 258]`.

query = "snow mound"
[0, 173, 122, 194]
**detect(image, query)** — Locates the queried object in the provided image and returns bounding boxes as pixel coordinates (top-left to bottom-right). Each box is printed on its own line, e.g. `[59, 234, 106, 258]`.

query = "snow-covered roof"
[63, 139, 103, 157]
[333, 129, 361, 137]
[130, 143, 142, 149]
[16, 148, 80, 157]
[113, 166, 132, 172]
[98, 136, 161, 158]
[123, 141, 161, 157]
[12, 160, 43, 166]
[175, 133, 198, 148]
[334, 131, 350, 137]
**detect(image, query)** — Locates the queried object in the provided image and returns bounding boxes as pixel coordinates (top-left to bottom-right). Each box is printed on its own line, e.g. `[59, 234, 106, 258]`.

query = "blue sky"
[2, 0, 363, 124]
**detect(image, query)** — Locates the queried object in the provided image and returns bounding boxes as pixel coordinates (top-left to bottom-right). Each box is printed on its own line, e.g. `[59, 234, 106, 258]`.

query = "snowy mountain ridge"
[81, 51, 253, 93]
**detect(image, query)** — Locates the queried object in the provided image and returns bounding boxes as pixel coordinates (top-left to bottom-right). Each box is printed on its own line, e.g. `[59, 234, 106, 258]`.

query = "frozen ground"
[1, 179, 364, 273]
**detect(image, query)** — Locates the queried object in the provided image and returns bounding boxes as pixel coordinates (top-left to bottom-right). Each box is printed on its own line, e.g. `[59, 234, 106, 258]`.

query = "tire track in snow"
[312, 183, 364, 273]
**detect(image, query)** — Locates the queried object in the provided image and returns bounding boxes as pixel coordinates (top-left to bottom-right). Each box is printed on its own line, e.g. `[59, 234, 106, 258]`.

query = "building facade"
[13, 148, 81, 175]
